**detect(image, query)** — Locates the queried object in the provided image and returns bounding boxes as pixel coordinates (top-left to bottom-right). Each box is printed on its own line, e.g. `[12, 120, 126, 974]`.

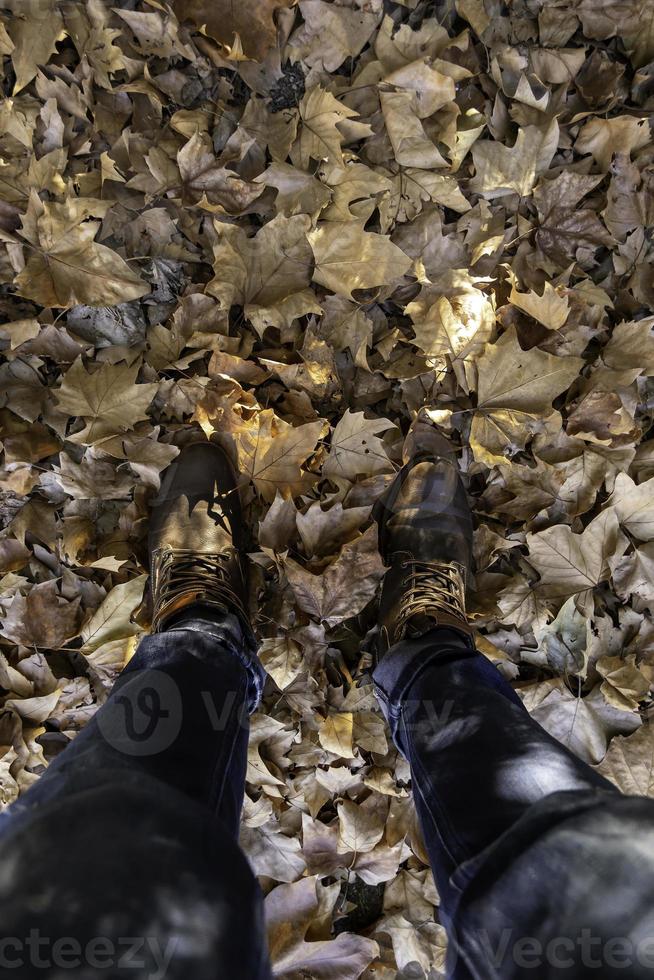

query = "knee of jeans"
[410, 652, 525, 712]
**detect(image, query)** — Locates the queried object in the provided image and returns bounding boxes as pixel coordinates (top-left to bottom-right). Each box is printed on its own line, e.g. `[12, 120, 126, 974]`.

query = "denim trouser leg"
[374, 627, 654, 979]
[0, 615, 271, 980]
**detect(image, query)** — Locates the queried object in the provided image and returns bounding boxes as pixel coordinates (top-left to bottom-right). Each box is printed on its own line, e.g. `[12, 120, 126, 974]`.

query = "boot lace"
[396, 559, 468, 638]
[151, 548, 248, 632]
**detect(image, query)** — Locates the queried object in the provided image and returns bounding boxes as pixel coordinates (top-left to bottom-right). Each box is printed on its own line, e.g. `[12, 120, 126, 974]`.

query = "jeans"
[1, 619, 654, 979]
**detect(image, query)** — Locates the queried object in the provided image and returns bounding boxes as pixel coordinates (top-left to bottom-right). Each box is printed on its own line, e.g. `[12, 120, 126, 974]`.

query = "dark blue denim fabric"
[3, 618, 654, 979]
[374, 627, 654, 979]
[0, 617, 271, 980]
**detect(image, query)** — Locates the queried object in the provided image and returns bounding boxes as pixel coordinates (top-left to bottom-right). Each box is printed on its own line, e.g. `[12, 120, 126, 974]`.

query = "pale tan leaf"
[323, 410, 396, 484]
[80, 576, 147, 653]
[55, 358, 158, 447]
[308, 221, 411, 299]
[596, 725, 654, 795]
[11, 194, 149, 309]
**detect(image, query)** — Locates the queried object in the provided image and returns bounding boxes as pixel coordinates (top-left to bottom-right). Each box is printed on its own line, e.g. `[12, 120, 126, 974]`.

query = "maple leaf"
[407, 279, 495, 363]
[207, 213, 319, 334]
[177, 131, 263, 213]
[323, 410, 396, 484]
[337, 798, 386, 854]
[291, 86, 360, 170]
[259, 635, 304, 691]
[319, 712, 355, 758]
[470, 121, 559, 199]
[7, 0, 64, 94]
[308, 221, 412, 299]
[602, 317, 654, 374]
[297, 501, 371, 558]
[4, 193, 149, 309]
[241, 822, 306, 882]
[1, 581, 80, 649]
[596, 725, 654, 795]
[234, 410, 327, 501]
[470, 326, 584, 465]
[285, 526, 384, 626]
[80, 576, 147, 654]
[288, 0, 381, 72]
[526, 508, 628, 608]
[508, 277, 570, 330]
[608, 473, 654, 541]
[265, 876, 379, 978]
[55, 358, 158, 447]
[575, 115, 650, 171]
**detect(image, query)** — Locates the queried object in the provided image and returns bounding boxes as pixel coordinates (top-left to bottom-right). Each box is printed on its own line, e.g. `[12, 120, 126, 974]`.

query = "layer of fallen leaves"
[1, 0, 654, 976]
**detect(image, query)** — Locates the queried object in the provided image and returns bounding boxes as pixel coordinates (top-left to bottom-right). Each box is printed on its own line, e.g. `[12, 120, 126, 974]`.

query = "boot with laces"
[373, 436, 474, 655]
[148, 442, 251, 637]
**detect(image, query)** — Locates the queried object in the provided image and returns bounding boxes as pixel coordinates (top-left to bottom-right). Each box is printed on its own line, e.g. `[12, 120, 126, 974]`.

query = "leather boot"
[148, 443, 251, 636]
[373, 438, 474, 654]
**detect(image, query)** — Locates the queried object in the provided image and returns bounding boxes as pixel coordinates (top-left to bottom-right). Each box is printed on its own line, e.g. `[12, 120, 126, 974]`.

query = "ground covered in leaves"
[1, 0, 654, 975]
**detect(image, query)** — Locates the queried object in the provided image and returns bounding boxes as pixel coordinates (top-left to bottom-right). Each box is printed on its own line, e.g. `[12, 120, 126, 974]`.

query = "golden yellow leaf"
[234, 409, 326, 501]
[509, 278, 570, 330]
[319, 712, 355, 758]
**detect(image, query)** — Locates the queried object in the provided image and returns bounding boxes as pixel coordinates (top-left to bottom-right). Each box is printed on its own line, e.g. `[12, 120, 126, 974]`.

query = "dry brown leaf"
[471, 326, 584, 465]
[323, 410, 396, 485]
[55, 358, 158, 447]
[6, 193, 149, 308]
[1, 581, 80, 649]
[285, 526, 384, 626]
[596, 724, 654, 795]
[308, 221, 412, 299]
[234, 411, 327, 501]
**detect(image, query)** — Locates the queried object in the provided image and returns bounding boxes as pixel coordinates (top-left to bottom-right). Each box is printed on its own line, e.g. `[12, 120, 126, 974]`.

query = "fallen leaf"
[80, 576, 147, 653]
[286, 527, 385, 626]
[337, 797, 385, 854]
[55, 358, 158, 446]
[1, 581, 80, 649]
[308, 221, 412, 299]
[471, 326, 583, 465]
[526, 509, 628, 608]
[323, 410, 396, 484]
[471, 121, 559, 199]
[171, 0, 295, 61]
[596, 725, 654, 795]
[6, 193, 149, 308]
[234, 411, 327, 501]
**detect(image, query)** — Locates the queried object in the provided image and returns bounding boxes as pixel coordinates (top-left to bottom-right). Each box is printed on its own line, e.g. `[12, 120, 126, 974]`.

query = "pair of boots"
[149, 438, 474, 654]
